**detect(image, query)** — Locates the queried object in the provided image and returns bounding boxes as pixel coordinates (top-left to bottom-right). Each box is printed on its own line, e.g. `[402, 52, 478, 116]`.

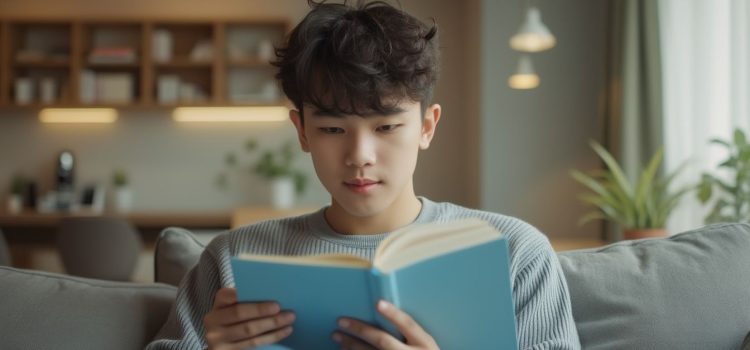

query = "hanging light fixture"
[510, 6, 556, 52]
[508, 55, 539, 89]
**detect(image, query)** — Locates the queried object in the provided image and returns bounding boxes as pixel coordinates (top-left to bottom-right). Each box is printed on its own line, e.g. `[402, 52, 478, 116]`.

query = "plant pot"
[623, 228, 668, 240]
[113, 187, 133, 213]
[6, 194, 23, 214]
[270, 178, 295, 210]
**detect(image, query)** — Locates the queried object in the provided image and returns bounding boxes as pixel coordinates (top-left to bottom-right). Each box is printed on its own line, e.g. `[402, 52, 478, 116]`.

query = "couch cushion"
[0, 266, 176, 350]
[154, 227, 204, 287]
[558, 223, 750, 350]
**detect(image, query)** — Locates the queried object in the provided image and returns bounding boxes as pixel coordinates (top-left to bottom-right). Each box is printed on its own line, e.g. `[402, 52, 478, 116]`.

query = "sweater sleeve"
[145, 241, 228, 350]
[513, 235, 581, 350]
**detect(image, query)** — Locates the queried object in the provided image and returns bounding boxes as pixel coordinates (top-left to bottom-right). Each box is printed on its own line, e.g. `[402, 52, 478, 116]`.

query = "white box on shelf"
[152, 30, 173, 62]
[80, 70, 97, 104]
[158, 75, 180, 104]
[97, 73, 133, 103]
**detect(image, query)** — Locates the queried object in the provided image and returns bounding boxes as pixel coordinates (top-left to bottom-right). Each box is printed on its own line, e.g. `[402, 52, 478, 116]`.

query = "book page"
[236, 253, 371, 268]
[373, 218, 502, 273]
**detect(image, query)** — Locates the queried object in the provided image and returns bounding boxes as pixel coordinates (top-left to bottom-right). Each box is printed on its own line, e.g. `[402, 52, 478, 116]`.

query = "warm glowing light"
[39, 108, 118, 123]
[172, 107, 289, 122]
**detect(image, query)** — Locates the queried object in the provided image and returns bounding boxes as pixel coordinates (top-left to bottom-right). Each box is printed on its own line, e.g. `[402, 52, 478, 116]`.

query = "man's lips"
[343, 179, 382, 193]
[344, 179, 381, 186]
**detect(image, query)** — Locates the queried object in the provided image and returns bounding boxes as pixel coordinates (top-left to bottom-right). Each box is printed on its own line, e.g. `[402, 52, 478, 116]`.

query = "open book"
[230, 218, 518, 350]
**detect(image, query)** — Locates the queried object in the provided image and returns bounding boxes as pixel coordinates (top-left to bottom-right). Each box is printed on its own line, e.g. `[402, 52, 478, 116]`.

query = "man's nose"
[344, 132, 376, 168]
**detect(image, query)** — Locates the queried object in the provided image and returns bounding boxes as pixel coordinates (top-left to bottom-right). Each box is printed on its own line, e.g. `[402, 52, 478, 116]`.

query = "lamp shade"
[508, 55, 539, 89]
[510, 7, 556, 52]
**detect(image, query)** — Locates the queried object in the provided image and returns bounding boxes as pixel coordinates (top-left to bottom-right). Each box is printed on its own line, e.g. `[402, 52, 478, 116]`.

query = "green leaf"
[245, 139, 258, 152]
[225, 152, 237, 166]
[735, 129, 747, 147]
[577, 211, 605, 226]
[590, 141, 634, 197]
[697, 179, 713, 203]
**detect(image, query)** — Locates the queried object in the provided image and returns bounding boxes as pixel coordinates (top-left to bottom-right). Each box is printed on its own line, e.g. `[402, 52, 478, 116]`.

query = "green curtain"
[602, 0, 663, 239]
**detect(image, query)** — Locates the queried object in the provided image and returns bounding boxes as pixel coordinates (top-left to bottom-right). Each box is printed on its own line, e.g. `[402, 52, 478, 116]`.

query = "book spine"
[369, 268, 400, 337]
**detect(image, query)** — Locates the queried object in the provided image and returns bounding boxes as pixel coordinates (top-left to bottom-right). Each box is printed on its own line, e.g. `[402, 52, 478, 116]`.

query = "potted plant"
[218, 138, 308, 209]
[697, 128, 750, 223]
[112, 169, 133, 213]
[570, 141, 690, 240]
[6, 174, 26, 214]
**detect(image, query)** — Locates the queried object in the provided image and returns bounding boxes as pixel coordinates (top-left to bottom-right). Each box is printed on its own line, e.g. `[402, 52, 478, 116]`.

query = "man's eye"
[377, 124, 401, 132]
[319, 127, 344, 134]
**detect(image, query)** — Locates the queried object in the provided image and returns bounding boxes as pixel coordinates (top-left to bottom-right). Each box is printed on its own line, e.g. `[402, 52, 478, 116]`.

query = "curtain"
[602, 0, 663, 240]
[660, 0, 750, 234]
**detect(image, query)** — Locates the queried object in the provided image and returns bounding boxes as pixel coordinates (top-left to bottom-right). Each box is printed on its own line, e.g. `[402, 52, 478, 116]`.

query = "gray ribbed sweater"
[146, 197, 581, 349]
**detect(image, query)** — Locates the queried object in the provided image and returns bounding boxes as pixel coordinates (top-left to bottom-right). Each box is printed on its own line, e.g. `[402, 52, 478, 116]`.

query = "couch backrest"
[0, 266, 177, 350]
[558, 223, 750, 350]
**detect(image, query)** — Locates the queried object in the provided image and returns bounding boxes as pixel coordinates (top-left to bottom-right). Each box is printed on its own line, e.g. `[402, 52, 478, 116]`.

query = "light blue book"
[231, 218, 518, 350]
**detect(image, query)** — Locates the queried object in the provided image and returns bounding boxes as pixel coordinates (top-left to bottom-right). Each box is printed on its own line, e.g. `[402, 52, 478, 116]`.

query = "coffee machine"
[55, 150, 75, 211]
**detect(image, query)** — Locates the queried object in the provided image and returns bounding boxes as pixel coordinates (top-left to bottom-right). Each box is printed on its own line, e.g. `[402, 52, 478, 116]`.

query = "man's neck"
[324, 193, 422, 235]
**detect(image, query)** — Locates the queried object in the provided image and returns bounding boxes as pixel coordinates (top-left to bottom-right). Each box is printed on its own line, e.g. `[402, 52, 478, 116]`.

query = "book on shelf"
[88, 47, 136, 64]
[231, 218, 518, 350]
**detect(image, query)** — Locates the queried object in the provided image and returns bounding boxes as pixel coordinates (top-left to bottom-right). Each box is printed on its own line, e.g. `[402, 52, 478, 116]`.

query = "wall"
[477, 0, 609, 239]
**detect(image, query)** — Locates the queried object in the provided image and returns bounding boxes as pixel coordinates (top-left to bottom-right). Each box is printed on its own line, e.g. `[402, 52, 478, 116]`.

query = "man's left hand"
[332, 300, 439, 350]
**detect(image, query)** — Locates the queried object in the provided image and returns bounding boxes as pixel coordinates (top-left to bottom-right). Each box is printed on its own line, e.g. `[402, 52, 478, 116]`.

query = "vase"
[623, 229, 668, 240]
[6, 195, 22, 214]
[113, 187, 133, 213]
[270, 178, 295, 210]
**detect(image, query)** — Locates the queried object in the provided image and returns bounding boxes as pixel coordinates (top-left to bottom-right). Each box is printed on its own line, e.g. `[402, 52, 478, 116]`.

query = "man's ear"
[420, 104, 441, 150]
[289, 109, 310, 152]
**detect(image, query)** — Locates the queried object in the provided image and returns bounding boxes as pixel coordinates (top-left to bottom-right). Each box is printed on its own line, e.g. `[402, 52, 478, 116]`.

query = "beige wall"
[0, 0, 476, 211]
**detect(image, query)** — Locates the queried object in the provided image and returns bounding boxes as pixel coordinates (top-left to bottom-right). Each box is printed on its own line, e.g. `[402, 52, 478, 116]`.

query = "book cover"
[231, 219, 518, 350]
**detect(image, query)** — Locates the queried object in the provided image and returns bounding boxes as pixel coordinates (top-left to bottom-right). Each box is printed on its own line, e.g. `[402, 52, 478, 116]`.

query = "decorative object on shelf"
[14, 77, 34, 105]
[218, 139, 309, 209]
[508, 55, 539, 89]
[697, 128, 750, 224]
[570, 141, 690, 240]
[510, 6, 556, 52]
[40, 77, 57, 104]
[112, 169, 133, 213]
[257, 39, 274, 62]
[152, 29, 173, 62]
[6, 175, 27, 214]
[190, 40, 213, 61]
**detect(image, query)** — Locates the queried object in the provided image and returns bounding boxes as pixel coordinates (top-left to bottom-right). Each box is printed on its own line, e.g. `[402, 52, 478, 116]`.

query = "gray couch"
[1, 224, 749, 350]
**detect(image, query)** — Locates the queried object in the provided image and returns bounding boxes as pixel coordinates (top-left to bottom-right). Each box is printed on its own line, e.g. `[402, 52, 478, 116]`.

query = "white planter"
[6, 195, 23, 214]
[113, 187, 133, 213]
[270, 178, 295, 210]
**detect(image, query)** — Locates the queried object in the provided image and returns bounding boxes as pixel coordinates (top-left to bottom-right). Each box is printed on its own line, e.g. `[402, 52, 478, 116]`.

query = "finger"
[332, 331, 378, 350]
[206, 302, 281, 327]
[376, 300, 436, 347]
[337, 318, 403, 350]
[213, 287, 238, 309]
[221, 311, 296, 342]
[222, 326, 293, 350]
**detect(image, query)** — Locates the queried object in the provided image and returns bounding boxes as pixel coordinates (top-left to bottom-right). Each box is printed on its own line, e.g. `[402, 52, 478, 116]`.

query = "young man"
[147, 1, 580, 349]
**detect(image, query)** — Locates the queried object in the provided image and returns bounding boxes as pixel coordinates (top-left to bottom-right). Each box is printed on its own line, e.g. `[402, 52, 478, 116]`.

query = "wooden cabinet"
[0, 18, 288, 108]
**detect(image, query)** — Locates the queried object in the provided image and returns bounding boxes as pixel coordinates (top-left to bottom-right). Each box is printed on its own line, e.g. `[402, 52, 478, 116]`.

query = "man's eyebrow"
[311, 108, 407, 117]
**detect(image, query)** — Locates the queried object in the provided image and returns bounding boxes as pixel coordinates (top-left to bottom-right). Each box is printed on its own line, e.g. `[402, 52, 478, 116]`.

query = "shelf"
[13, 59, 70, 68]
[0, 18, 289, 108]
[154, 59, 212, 68]
[227, 59, 273, 68]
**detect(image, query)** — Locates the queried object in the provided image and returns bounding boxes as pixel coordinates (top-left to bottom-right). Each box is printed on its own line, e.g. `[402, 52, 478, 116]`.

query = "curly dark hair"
[273, 0, 439, 122]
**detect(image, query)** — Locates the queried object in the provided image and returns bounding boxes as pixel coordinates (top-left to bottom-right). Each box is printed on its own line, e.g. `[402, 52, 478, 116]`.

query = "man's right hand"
[204, 287, 295, 349]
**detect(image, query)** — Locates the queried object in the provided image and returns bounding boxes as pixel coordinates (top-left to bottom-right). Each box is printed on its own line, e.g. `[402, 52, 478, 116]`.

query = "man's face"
[290, 100, 440, 218]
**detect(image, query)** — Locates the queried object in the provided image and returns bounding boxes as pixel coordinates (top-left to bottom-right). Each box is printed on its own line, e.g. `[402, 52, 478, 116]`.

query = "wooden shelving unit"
[0, 18, 289, 109]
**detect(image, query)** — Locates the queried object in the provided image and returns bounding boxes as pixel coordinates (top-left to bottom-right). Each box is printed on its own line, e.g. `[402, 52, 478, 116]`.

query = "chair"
[56, 217, 142, 281]
[0, 228, 10, 266]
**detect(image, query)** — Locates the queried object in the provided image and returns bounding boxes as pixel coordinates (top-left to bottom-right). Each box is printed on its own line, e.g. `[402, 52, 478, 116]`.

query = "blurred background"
[1, 0, 747, 282]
